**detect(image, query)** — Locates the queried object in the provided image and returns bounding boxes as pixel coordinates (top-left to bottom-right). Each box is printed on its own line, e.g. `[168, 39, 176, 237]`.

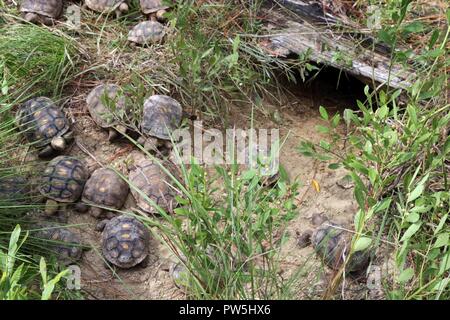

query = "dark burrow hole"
[280, 65, 368, 113]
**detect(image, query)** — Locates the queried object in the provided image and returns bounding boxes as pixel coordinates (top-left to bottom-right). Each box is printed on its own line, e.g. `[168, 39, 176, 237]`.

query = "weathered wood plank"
[262, 0, 416, 90]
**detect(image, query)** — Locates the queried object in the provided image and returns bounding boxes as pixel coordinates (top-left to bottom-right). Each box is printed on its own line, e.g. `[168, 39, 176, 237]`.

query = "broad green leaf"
[400, 222, 422, 242]
[319, 106, 328, 120]
[433, 233, 449, 248]
[407, 183, 424, 203]
[398, 268, 414, 283]
[354, 237, 372, 252]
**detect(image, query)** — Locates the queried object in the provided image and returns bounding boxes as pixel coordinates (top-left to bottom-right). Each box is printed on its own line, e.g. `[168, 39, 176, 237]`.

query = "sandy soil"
[27, 69, 373, 300]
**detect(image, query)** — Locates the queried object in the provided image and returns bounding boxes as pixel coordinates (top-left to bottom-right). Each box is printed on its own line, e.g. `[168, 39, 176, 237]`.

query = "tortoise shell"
[82, 168, 129, 210]
[36, 225, 83, 264]
[101, 215, 149, 268]
[40, 156, 89, 203]
[85, 0, 126, 12]
[311, 222, 370, 272]
[86, 84, 126, 129]
[16, 97, 70, 148]
[20, 0, 63, 18]
[140, 0, 169, 14]
[128, 21, 165, 45]
[129, 156, 178, 214]
[141, 95, 182, 140]
[0, 176, 30, 203]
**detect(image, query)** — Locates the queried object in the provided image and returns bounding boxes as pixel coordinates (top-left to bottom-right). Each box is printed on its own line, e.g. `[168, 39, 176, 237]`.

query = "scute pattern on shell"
[40, 156, 89, 203]
[311, 222, 370, 272]
[82, 168, 129, 209]
[36, 226, 83, 264]
[102, 215, 149, 268]
[128, 21, 165, 45]
[85, 0, 126, 12]
[20, 0, 63, 18]
[141, 95, 182, 140]
[140, 0, 169, 14]
[0, 176, 30, 203]
[129, 157, 178, 214]
[86, 84, 126, 128]
[16, 97, 70, 148]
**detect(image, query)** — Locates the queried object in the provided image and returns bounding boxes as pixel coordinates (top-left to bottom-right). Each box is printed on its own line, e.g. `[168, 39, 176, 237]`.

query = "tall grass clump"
[299, 1, 449, 300]
[143, 0, 310, 122]
[0, 22, 81, 300]
[127, 144, 299, 299]
[0, 23, 79, 106]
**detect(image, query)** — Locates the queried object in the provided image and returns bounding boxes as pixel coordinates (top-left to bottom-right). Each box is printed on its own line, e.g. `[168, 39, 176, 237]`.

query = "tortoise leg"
[105, 211, 116, 219]
[119, 2, 129, 13]
[38, 145, 55, 158]
[90, 207, 103, 218]
[45, 199, 59, 215]
[149, 14, 157, 21]
[63, 131, 74, 144]
[156, 9, 167, 22]
[51, 136, 66, 151]
[143, 137, 158, 153]
[95, 219, 109, 232]
[108, 128, 119, 142]
[41, 16, 54, 26]
[23, 12, 38, 23]
[74, 202, 89, 213]
[139, 255, 150, 268]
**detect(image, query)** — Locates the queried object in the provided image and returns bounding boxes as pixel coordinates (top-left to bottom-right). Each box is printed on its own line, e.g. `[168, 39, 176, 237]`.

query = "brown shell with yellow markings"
[82, 168, 129, 211]
[20, 0, 63, 18]
[39, 156, 89, 203]
[128, 21, 165, 45]
[85, 0, 126, 13]
[101, 215, 149, 268]
[141, 95, 182, 141]
[140, 0, 169, 14]
[86, 84, 127, 129]
[129, 156, 178, 214]
[16, 97, 70, 148]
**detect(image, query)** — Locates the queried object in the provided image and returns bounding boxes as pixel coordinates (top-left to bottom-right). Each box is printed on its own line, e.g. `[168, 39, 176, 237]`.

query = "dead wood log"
[261, 0, 416, 90]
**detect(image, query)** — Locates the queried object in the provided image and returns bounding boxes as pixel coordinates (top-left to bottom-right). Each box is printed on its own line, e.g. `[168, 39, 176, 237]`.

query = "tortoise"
[128, 153, 179, 214]
[128, 20, 166, 46]
[86, 84, 128, 141]
[16, 97, 73, 158]
[20, 0, 63, 25]
[170, 261, 190, 290]
[298, 214, 371, 273]
[97, 214, 150, 269]
[138, 95, 182, 153]
[140, 0, 170, 21]
[0, 175, 31, 204]
[39, 156, 89, 215]
[35, 224, 84, 264]
[79, 168, 129, 218]
[84, 0, 129, 18]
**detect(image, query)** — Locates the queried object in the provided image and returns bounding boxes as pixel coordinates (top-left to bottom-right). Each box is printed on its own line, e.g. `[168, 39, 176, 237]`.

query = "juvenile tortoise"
[35, 224, 84, 264]
[16, 97, 73, 158]
[128, 152, 179, 215]
[84, 0, 129, 18]
[40, 156, 89, 215]
[138, 95, 182, 153]
[0, 175, 31, 204]
[78, 168, 129, 218]
[97, 214, 150, 269]
[20, 0, 63, 25]
[128, 20, 165, 46]
[298, 214, 371, 273]
[86, 84, 128, 141]
[140, 0, 171, 21]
